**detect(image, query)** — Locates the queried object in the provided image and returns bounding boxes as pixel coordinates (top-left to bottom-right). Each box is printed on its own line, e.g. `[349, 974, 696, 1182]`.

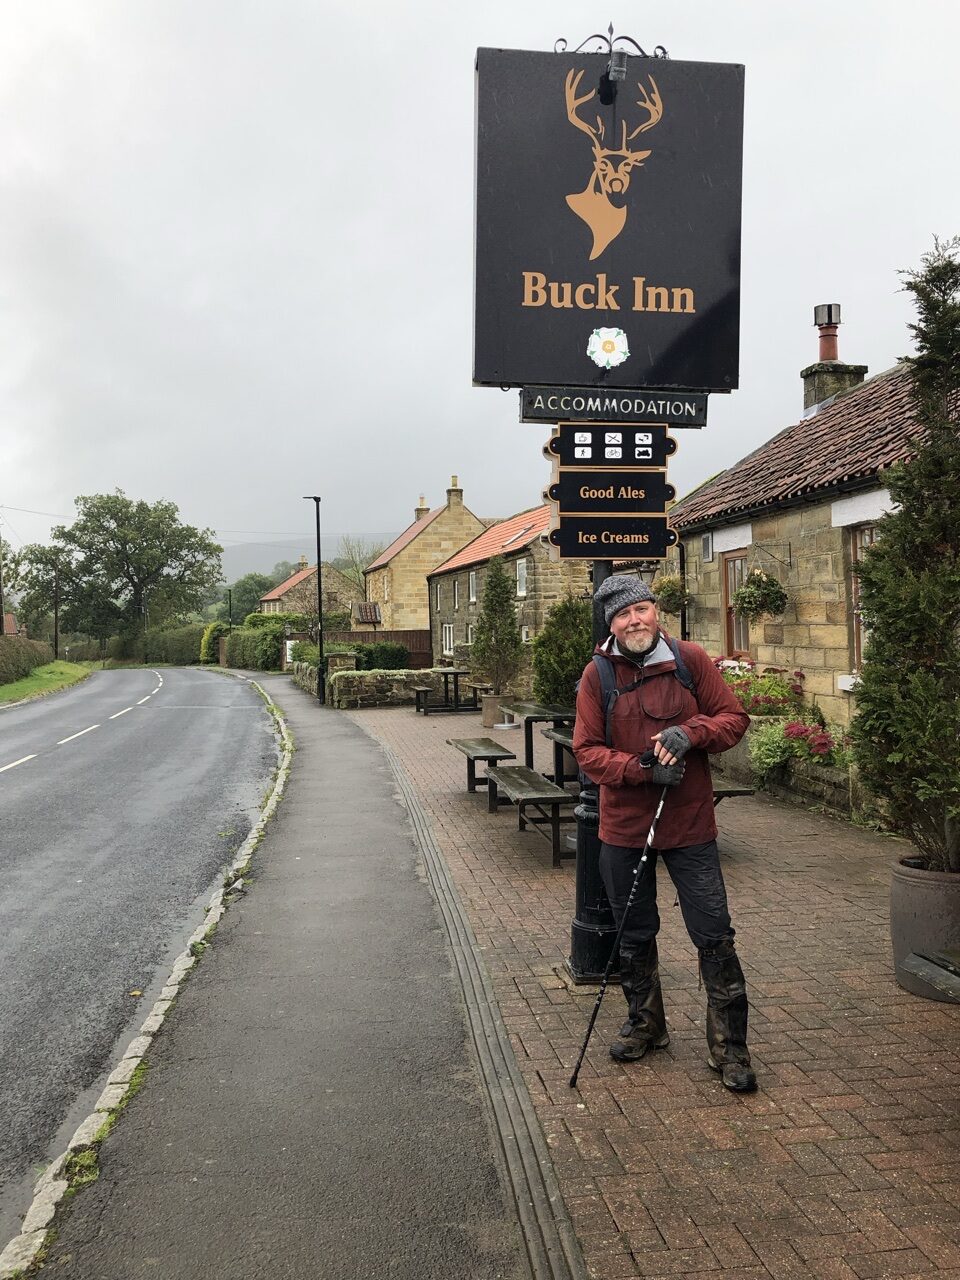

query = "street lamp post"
[303, 496, 325, 705]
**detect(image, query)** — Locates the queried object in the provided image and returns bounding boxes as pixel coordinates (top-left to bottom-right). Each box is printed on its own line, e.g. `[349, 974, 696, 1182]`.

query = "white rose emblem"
[586, 327, 630, 369]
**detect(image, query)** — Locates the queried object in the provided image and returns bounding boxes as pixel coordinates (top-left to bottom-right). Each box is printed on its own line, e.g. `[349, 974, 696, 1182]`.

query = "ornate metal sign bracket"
[554, 23, 669, 61]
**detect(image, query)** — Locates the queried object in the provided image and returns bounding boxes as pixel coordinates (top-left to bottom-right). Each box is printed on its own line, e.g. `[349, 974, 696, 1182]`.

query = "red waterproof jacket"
[572, 634, 749, 848]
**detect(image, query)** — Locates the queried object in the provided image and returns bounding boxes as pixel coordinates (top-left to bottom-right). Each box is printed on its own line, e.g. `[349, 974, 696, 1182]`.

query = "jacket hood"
[594, 631, 676, 673]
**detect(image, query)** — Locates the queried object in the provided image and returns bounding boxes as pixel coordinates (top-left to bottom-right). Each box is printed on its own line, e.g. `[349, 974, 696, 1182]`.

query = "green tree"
[532, 593, 593, 705]
[271, 560, 298, 584]
[220, 572, 273, 623]
[851, 237, 960, 871]
[40, 491, 222, 656]
[471, 556, 523, 695]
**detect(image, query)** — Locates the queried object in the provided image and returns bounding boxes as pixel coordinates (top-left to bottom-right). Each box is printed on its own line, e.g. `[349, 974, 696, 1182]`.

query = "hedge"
[200, 620, 228, 664]
[225, 624, 283, 670]
[0, 635, 55, 685]
[142, 624, 205, 665]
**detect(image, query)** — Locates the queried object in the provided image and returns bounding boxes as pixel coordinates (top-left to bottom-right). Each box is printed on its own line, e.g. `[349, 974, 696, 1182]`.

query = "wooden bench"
[712, 783, 754, 806]
[412, 684, 433, 714]
[447, 737, 517, 792]
[541, 725, 579, 787]
[485, 765, 578, 867]
[464, 681, 493, 708]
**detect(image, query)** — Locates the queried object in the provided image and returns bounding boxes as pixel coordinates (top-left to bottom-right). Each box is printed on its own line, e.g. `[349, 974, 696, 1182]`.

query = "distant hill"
[219, 538, 399, 582]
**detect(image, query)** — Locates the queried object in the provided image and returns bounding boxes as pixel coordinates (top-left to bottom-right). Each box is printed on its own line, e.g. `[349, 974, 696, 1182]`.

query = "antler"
[627, 75, 663, 140]
[565, 69, 600, 143]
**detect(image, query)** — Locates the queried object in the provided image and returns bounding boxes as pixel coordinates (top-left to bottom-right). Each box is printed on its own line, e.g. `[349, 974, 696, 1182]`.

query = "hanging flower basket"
[732, 569, 788, 621]
[652, 573, 693, 616]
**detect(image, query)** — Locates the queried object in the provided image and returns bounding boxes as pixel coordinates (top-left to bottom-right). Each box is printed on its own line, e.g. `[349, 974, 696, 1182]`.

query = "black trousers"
[599, 839, 734, 952]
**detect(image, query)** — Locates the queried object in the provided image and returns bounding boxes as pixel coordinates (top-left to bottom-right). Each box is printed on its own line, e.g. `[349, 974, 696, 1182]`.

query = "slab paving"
[350, 702, 960, 1280]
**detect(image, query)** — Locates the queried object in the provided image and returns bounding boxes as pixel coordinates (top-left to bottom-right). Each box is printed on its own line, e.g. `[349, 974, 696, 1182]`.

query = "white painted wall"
[713, 522, 753, 554]
[830, 488, 893, 527]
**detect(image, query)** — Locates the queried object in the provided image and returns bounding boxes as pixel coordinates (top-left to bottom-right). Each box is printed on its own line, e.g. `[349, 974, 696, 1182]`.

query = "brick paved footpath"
[346, 705, 960, 1280]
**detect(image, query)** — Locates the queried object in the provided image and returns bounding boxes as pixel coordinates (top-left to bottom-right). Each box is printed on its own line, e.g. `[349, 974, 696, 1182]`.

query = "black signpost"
[473, 31, 743, 985]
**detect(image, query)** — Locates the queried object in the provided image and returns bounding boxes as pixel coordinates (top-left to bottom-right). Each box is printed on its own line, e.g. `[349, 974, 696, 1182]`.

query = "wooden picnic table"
[418, 668, 478, 714]
[497, 701, 577, 770]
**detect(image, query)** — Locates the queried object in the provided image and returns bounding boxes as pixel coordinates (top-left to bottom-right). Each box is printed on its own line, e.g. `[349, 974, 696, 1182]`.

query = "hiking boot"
[610, 938, 668, 1062]
[699, 937, 757, 1092]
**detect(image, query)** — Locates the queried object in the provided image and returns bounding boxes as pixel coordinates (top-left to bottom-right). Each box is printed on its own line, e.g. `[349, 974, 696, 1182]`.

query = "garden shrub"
[200, 620, 228, 664]
[532, 594, 592, 705]
[749, 717, 852, 779]
[714, 657, 805, 715]
[243, 611, 311, 631]
[225, 624, 283, 670]
[353, 641, 408, 670]
[0, 635, 55, 685]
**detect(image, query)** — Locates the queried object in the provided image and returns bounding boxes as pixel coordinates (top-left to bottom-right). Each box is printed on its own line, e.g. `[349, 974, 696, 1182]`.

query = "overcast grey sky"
[1, 1, 956, 572]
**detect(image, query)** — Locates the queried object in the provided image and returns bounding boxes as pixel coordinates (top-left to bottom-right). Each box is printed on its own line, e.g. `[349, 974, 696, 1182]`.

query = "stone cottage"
[259, 556, 362, 619]
[363, 478, 486, 630]
[427, 504, 591, 663]
[667, 308, 924, 724]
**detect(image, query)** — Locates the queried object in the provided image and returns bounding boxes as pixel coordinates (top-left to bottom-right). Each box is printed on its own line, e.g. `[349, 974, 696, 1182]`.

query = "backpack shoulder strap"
[665, 634, 697, 698]
[591, 653, 619, 748]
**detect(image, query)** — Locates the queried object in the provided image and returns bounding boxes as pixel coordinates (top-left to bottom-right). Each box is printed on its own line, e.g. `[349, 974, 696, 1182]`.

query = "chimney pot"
[801, 302, 867, 412]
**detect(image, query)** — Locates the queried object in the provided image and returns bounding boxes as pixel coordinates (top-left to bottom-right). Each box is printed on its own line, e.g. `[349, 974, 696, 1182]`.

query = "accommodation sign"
[523, 386, 706, 426]
[549, 516, 677, 560]
[544, 424, 677, 468]
[474, 48, 744, 391]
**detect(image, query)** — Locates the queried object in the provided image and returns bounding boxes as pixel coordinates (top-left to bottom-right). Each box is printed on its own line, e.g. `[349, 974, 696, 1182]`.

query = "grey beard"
[618, 632, 658, 658]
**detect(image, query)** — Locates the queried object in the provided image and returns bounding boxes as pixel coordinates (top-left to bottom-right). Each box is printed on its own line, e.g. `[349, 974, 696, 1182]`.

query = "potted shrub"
[471, 556, 523, 726]
[531, 593, 592, 705]
[851, 238, 960, 999]
[731, 568, 788, 622]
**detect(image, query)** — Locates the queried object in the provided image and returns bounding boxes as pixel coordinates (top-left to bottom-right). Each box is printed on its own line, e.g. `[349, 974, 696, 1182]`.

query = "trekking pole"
[569, 780, 670, 1089]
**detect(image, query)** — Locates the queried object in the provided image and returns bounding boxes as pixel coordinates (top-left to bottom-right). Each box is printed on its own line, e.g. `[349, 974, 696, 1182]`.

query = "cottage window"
[521, 626, 531, 643]
[435, 582, 441, 610]
[851, 524, 878, 671]
[454, 579, 459, 610]
[442, 623, 455, 656]
[384, 579, 390, 602]
[722, 552, 749, 656]
[467, 623, 475, 645]
[468, 570, 477, 602]
[516, 558, 528, 598]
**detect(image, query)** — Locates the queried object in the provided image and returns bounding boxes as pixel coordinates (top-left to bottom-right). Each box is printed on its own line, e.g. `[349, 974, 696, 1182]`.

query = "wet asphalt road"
[0, 667, 277, 1242]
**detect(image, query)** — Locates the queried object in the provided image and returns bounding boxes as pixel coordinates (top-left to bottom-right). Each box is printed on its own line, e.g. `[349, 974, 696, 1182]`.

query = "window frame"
[516, 558, 528, 598]
[468, 570, 477, 603]
[850, 524, 878, 671]
[441, 622, 455, 656]
[721, 551, 750, 656]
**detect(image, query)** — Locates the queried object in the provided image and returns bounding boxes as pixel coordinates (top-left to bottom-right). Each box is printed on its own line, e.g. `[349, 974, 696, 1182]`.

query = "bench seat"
[713, 783, 754, 805]
[486, 765, 578, 866]
[412, 684, 433, 714]
[447, 737, 517, 791]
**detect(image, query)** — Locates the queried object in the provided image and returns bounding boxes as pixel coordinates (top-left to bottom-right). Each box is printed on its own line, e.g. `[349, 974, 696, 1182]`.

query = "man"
[572, 575, 756, 1091]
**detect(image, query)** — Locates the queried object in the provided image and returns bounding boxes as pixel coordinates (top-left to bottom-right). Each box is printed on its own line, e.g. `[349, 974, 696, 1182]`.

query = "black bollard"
[566, 559, 619, 984]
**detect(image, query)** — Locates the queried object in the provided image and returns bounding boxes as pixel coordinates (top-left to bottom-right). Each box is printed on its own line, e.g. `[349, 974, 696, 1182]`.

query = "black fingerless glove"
[637, 751, 686, 787]
[656, 726, 691, 761]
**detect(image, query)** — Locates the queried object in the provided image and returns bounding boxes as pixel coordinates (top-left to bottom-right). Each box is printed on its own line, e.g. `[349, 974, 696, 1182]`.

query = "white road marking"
[137, 696, 151, 705]
[57, 725, 100, 745]
[109, 707, 133, 719]
[0, 755, 37, 773]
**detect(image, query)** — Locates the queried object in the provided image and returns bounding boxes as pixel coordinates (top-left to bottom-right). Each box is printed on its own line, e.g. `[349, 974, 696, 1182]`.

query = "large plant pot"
[890, 859, 960, 1001]
[481, 694, 503, 729]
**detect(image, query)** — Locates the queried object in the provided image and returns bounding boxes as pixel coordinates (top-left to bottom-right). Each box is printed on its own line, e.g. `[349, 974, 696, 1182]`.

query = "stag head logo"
[564, 69, 664, 261]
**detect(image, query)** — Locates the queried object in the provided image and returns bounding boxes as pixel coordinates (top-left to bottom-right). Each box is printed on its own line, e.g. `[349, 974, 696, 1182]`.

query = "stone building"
[363, 477, 486, 630]
[259, 556, 362, 618]
[427, 505, 591, 663]
[667, 310, 923, 725]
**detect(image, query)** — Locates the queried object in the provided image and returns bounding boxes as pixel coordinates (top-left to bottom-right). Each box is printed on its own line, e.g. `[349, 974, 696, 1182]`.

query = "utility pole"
[52, 558, 60, 660]
[227, 588, 233, 633]
[0, 539, 6, 635]
[302, 496, 325, 705]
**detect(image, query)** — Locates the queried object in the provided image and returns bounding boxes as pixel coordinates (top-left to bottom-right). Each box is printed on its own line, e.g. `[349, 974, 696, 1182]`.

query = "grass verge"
[0, 662, 92, 706]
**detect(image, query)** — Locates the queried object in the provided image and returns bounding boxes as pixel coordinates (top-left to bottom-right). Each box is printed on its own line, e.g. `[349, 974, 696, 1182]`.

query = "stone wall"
[675, 497, 860, 725]
[328, 668, 454, 710]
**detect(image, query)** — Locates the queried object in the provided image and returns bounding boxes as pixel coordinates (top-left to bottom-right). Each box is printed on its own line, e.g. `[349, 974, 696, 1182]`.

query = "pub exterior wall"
[673, 495, 867, 726]
[429, 542, 590, 666]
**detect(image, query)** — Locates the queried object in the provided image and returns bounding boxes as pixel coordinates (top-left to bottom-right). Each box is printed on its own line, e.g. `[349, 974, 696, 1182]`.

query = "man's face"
[609, 600, 659, 655]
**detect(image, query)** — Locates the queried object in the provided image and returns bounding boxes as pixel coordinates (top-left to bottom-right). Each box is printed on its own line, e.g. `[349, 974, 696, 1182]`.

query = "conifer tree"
[471, 556, 523, 695]
[532, 593, 592, 705]
[851, 237, 960, 871]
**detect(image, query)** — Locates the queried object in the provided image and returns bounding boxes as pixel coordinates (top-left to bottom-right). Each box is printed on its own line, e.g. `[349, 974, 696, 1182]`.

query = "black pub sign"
[544, 424, 677, 469]
[474, 48, 744, 392]
[549, 516, 677, 560]
[547, 470, 675, 515]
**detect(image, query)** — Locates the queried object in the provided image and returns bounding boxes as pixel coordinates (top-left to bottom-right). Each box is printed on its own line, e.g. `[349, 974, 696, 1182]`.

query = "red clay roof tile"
[430, 506, 552, 575]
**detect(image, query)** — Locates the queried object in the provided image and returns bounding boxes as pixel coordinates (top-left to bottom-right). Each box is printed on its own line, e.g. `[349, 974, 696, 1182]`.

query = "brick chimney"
[446, 474, 463, 509]
[801, 304, 868, 412]
[414, 494, 430, 520]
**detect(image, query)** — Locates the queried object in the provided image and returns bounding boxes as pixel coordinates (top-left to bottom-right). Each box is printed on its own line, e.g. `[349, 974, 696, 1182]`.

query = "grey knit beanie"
[595, 575, 657, 625]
